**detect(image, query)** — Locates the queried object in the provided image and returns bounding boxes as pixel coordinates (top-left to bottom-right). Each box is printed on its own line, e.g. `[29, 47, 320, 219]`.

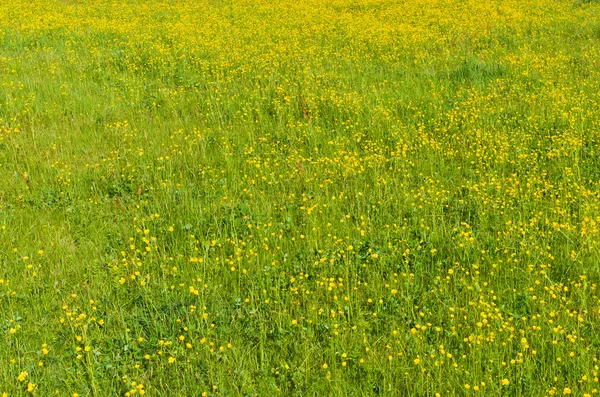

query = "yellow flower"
[17, 371, 28, 382]
[500, 379, 510, 386]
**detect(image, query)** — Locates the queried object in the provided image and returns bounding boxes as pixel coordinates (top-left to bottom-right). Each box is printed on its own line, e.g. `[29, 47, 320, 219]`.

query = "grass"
[1, 0, 600, 395]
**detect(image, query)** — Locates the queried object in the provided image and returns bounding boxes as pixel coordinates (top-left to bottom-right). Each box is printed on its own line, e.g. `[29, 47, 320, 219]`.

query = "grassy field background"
[1, 0, 600, 395]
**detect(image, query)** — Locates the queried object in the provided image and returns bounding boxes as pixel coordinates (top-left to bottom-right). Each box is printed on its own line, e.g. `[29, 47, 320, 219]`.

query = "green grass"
[1, 0, 600, 395]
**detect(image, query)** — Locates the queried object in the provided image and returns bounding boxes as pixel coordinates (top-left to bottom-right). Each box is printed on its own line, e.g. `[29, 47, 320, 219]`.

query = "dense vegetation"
[1, 0, 600, 395]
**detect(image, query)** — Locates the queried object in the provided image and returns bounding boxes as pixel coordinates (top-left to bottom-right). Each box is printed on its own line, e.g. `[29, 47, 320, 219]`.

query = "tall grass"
[1, 0, 600, 395]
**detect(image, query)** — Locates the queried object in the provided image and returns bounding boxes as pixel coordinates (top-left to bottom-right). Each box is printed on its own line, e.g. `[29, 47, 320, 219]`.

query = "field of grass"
[1, 0, 600, 395]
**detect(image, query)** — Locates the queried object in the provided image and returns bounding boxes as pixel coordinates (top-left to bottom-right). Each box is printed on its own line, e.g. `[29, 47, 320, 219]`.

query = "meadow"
[1, 0, 600, 395]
